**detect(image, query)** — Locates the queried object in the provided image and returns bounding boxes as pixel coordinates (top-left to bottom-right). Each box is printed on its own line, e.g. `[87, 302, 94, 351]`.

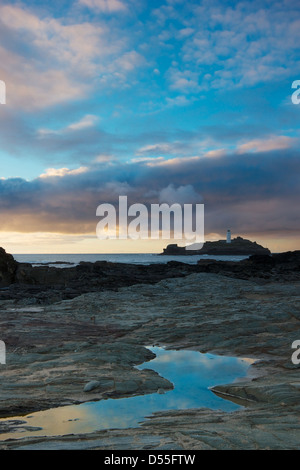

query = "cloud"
[146, 156, 201, 167]
[0, 0, 299, 116]
[178, 28, 194, 39]
[39, 167, 89, 179]
[165, 95, 195, 108]
[136, 143, 177, 156]
[113, 50, 146, 72]
[159, 184, 202, 205]
[0, 6, 99, 108]
[204, 149, 227, 158]
[167, 68, 200, 93]
[38, 114, 99, 137]
[130, 156, 165, 164]
[237, 136, 297, 154]
[0, 147, 298, 238]
[156, 0, 300, 92]
[38, 115, 99, 136]
[0, 4, 142, 110]
[78, 0, 127, 13]
[135, 140, 203, 158]
[93, 154, 114, 163]
[66, 115, 99, 132]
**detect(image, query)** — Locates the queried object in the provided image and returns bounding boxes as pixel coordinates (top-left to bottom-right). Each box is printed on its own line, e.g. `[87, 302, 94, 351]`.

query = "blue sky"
[0, 0, 299, 253]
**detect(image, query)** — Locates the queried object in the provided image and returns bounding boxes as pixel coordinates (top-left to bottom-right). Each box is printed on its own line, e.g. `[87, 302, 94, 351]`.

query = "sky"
[0, 0, 299, 254]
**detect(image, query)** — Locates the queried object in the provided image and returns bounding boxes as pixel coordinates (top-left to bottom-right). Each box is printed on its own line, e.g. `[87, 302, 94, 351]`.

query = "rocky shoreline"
[0, 248, 299, 305]
[0, 248, 299, 449]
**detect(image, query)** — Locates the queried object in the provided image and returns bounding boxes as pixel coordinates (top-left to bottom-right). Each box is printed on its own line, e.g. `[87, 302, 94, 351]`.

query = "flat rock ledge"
[0, 271, 299, 450]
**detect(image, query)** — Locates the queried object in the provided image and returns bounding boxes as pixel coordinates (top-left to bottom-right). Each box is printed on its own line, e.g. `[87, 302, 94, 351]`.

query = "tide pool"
[0, 346, 253, 441]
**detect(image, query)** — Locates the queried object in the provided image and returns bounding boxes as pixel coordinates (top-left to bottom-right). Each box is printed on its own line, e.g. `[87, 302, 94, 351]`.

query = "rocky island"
[161, 234, 271, 256]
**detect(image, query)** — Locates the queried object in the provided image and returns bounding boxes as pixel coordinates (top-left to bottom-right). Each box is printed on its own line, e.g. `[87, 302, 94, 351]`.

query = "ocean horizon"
[13, 252, 249, 267]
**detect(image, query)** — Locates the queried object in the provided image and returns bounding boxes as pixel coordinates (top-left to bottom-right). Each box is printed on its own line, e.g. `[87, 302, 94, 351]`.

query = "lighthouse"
[226, 229, 231, 244]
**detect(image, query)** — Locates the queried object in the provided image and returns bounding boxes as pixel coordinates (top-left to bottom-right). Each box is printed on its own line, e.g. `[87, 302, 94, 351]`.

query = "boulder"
[83, 380, 102, 393]
[0, 247, 18, 286]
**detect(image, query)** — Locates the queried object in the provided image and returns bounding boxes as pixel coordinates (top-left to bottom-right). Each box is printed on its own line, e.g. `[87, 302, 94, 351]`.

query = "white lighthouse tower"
[226, 229, 231, 244]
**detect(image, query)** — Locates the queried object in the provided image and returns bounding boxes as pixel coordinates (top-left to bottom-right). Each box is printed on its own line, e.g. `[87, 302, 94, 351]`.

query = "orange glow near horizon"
[0, 231, 298, 255]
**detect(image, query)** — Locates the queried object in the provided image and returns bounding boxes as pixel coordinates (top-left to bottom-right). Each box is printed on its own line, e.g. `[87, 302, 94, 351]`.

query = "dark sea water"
[14, 253, 248, 267]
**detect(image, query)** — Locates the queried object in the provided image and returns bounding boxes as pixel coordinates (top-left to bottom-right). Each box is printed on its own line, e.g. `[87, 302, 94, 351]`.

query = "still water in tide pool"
[0, 347, 254, 440]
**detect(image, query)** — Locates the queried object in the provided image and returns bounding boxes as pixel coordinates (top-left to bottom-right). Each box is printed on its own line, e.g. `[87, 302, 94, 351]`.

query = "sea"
[13, 253, 249, 268]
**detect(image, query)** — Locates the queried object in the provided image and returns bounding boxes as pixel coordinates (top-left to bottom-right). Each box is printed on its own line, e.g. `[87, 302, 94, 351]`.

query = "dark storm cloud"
[0, 148, 299, 237]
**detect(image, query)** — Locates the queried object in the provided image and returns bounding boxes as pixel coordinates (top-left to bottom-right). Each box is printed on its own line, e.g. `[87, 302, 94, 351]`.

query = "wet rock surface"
[0, 255, 299, 449]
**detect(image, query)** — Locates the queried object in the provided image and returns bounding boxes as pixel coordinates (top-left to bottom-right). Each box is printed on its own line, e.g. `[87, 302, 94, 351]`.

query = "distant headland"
[161, 231, 271, 256]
